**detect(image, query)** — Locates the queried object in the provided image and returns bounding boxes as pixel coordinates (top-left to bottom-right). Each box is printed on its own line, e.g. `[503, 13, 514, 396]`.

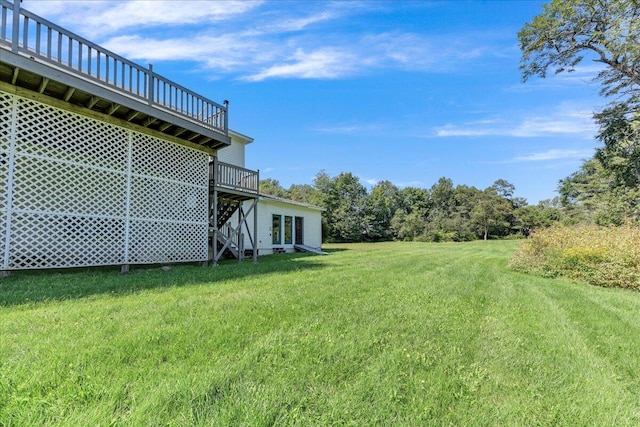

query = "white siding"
[244, 198, 323, 255]
[216, 131, 251, 168]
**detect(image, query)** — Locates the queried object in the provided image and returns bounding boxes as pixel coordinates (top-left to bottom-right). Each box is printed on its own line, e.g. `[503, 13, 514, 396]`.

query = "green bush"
[509, 224, 640, 290]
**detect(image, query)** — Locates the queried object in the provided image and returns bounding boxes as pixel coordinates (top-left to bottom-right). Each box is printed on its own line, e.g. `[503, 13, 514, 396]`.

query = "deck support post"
[253, 172, 259, 264]
[212, 187, 218, 266]
[237, 202, 242, 262]
[121, 264, 129, 274]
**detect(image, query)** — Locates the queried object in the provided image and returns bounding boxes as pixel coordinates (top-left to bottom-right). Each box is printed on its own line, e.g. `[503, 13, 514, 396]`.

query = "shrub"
[509, 224, 640, 290]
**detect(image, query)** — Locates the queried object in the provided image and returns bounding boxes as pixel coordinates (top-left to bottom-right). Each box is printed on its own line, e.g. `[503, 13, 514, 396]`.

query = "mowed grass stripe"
[475, 273, 633, 426]
[1, 241, 639, 426]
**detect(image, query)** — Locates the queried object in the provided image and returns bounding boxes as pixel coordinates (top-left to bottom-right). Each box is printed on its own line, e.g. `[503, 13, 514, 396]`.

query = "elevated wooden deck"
[0, 0, 230, 150]
[210, 159, 259, 201]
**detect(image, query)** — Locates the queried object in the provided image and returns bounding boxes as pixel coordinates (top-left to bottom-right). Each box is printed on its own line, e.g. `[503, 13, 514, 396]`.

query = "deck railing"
[0, 0, 227, 135]
[210, 159, 259, 195]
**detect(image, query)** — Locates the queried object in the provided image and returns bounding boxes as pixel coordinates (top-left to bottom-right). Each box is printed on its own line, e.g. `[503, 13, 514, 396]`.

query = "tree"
[519, 0, 640, 113]
[365, 180, 401, 241]
[287, 183, 316, 204]
[470, 187, 513, 240]
[491, 179, 515, 200]
[259, 178, 287, 198]
[312, 171, 368, 242]
[520, 0, 640, 225]
[390, 187, 430, 241]
[559, 158, 640, 225]
[429, 177, 455, 219]
[397, 187, 431, 216]
[312, 171, 335, 241]
[514, 204, 562, 236]
[390, 210, 426, 241]
[594, 105, 640, 188]
[451, 184, 482, 241]
[558, 158, 609, 222]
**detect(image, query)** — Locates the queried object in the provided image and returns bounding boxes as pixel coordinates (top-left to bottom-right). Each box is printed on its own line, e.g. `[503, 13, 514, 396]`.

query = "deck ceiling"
[0, 52, 230, 151]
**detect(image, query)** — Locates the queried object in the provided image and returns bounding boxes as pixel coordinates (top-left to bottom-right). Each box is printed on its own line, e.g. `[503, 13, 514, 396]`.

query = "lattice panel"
[12, 155, 127, 216]
[130, 176, 207, 222]
[132, 133, 209, 186]
[1, 90, 210, 270]
[128, 220, 208, 263]
[0, 95, 10, 255]
[0, 92, 12, 152]
[7, 212, 126, 269]
[15, 98, 129, 170]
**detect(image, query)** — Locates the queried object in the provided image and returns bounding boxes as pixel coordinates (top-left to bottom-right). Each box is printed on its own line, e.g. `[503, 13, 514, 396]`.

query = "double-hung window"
[272, 215, 282, 244]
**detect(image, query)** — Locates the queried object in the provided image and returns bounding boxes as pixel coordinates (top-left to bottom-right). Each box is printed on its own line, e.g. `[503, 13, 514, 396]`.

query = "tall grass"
[509, 224, 640, 289]
[1, 241, 640, 426]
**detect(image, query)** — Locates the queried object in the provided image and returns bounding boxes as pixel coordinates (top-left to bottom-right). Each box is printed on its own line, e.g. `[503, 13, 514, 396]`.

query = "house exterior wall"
[246, 198, 323, 255]
[216, 131, 252, 168]
[0, 89, 209, 270]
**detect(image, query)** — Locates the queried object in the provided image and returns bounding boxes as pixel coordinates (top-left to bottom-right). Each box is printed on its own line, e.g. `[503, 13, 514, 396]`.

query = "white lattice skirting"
[0, 90, 209, 270]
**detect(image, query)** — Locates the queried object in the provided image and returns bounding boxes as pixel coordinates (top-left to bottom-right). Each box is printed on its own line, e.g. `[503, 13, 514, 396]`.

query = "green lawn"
[1, 241, 639, 426]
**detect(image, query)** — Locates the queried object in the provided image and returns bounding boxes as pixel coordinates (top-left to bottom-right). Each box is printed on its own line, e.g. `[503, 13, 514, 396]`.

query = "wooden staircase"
[211, 198, 243, 261]
[216, 198, 239, 229]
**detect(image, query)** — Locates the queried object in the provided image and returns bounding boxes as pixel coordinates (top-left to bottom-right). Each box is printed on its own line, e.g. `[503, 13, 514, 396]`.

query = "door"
[295, 216, 304, 245]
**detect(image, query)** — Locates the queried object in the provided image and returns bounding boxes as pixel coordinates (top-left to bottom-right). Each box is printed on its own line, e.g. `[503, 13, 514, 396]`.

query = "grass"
[1, 241, 640, 426]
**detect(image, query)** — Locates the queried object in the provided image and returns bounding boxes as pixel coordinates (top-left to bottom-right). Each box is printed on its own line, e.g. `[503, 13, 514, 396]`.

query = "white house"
[219, 132, 324, 256]
[249, 195, 324, 255]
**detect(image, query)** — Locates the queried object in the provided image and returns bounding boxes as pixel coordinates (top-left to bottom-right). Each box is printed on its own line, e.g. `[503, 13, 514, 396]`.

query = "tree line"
[260, 174, 562, 243]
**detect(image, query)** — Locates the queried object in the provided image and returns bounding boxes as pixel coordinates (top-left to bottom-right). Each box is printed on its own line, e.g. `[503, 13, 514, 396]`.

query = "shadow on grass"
[0, 252, 326, 307]
[321, 248, 350, 254]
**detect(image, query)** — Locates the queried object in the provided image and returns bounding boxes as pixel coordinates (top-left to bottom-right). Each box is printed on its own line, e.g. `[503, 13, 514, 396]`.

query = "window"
[272, 214, 281, 244]
[284, 216, 292, 244]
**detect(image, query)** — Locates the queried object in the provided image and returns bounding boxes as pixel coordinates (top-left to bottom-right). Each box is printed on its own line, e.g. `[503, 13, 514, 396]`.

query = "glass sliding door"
[284, 216, 293, 244]
[295, 216, 304, 245]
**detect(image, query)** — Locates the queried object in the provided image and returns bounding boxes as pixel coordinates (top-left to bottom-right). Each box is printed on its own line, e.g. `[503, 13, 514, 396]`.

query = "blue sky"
[27, 0, 605, 203]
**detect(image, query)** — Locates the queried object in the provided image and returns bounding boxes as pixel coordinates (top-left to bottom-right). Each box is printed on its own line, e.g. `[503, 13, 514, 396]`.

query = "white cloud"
[26, 1, 262, 36]
[509, 64, 606, 92]
[21, 1, 526, 82]
[314, 123, 384, 135]
[101, 30, 483, 81]
[244, 48, 359, 81]
[511, 149, 594, 162]
[25, 0, 500, 81]
[436, 126, 492, 137]
[360, 32, 488, 73]
[103, 34, 271, 72]
[263, 11, 340, 33]
[435, 104, 597, 138]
